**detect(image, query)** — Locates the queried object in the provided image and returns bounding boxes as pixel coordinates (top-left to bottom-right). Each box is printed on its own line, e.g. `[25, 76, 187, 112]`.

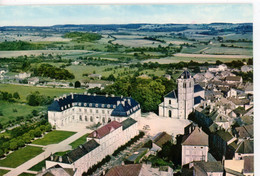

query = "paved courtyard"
[138, 112, 191, 136]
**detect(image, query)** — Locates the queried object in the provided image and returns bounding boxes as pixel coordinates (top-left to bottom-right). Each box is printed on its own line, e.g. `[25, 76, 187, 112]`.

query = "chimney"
[59, 156, 62, 162]
[121, 101, 125, 106]
[50, 155, 53, 160]
[128, 99, 131, 106]
[63, 94, 67, 98]
[71, 93, 74, 99]
[93, 93, 96, 96]
[121, 95, 123, 99]
[117, 101, 120, 106]
[87, 93, 91, 95]
[111, 94, 115, 97]
[106, 94, 108, 97]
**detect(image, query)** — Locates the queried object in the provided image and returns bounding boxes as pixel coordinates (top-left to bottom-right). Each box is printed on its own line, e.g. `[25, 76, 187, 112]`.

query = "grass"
[0, 100, 43, 124]
[0, 146, 43, 168]
[54, 150, 70, 156]
[18, 173, 36, 176]
[0, 169, 10, 176]
[32, 130, 76, 145]
[69, 134, 89, 149]
[28, 160, 45, 172]
[0, 84, 86, 102]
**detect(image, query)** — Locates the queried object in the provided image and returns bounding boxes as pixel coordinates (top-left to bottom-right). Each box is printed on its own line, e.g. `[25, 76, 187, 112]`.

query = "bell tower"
[177, 70, 194, 119]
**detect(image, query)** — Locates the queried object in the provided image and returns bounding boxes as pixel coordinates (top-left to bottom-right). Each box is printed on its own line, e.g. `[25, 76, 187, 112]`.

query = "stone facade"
[48, 93, 141, 128]
[159, 70, 205, 119]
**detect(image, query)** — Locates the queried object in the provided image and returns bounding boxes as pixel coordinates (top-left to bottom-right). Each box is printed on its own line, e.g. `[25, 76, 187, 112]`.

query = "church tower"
[177, 70, 194, 119]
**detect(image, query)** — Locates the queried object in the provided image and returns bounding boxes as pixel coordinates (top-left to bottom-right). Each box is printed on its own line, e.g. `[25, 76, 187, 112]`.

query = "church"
[159, 70, 205, 119]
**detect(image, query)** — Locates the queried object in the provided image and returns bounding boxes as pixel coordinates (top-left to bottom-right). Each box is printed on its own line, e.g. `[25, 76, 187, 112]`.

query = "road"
[4, 128, 90, 176]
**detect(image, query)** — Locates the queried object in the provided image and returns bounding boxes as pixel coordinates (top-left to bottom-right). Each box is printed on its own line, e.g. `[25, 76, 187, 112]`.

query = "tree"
[69, 82, 73, 87]
[32, 110, 39, 116]
[45, 124, 52, 132]
[17, 139, 25, 147]
[34, 128, 42, 137]
[13, 92, 20, 99]
[0, 149, 4, 157]
[9, 141, 18, 150]
[74, 81, 81, 88]
[107, 74, 116, 81]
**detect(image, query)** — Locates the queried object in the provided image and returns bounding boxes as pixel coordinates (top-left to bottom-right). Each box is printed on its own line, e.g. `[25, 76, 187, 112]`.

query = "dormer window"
[61, 107, 64, 110]
[65, 105, 67, 109]
[107, 104, 110, 108]
[84, 103, 87, 106]
[113, 105, 116, 108]
[95, 104, 98, 108]
[79, 103, 81, 106]
[101, 104, 105, 108]
[68, 104, 70, 108]
[89, 103, 92, 107]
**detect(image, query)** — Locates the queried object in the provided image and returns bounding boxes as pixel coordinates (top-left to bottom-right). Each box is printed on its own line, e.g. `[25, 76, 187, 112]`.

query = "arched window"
[183, 83, 186, 88]
[90, 116, 93, 122]
[79, 115, 82, 121]
[102, 117, 105, 123]
[169, 100, 171, 105]
[169, 110, 172, 118]
[85, 116, 88, 121]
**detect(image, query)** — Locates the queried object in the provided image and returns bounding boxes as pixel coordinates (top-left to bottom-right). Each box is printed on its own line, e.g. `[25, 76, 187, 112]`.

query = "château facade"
[48, 93, 141, 128]
[159, 70, 205, 119]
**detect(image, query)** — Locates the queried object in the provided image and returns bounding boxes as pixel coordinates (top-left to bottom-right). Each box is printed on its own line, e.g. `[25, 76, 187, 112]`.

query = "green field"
[0, 101, 43, 124]
[69, 134, 88, 149]
[0, 84, 86, 102]
[0, 146, 43, 168]
[32, 130, 76, 145]
[28, 160, 45, 172]
[0, 169, 9, 176]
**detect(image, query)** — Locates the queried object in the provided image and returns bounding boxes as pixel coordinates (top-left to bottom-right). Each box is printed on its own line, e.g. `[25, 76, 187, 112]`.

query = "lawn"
[28, 160, 45, 172]
[32, 130, 76, 145]
[0, 169, 9, 176]
[0, 101, 43, 124]
[0, 84, 86, 102]
[69, 134, 88, 149]
[0, 146, 43, 168]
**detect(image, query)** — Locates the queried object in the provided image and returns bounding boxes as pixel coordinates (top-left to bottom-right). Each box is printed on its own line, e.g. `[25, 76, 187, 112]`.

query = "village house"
[224, 156, 254, 176]
[241, 65, 253, 73]
[88, 74, 102, 80]
[37, 164, 76, 176]
[190, 161, 224, 176]
[181, 127, 209, 166]
[234, 139, 254, 160]
[15, 72, 31, 79]
[28, 77, 40, 85]
[225, 76, 243, 84]
[45, 118, 138, 176]
[151, 132, 172, 154]
[159, 70, 205, 119]
[47, 93, 141, 128]
[105, 163, 173, 176]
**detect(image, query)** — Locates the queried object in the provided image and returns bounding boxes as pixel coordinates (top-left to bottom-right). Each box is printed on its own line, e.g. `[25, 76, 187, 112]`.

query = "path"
[4, 128, 90, 176]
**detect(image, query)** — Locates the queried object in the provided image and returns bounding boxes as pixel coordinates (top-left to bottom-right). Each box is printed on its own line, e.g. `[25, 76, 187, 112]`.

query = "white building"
[28, 77, 39, 85]
[45, 118, 138, 176]
[241, 65, 253, 73]
[159, 70, 205, 119]
[181, 127, 209, 166]
[15, 72, 31, 79]
[48, 93, 141, 128]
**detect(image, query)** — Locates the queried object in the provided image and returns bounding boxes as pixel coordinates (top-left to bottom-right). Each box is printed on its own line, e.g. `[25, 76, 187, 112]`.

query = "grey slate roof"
[194, 161, 224, 173]
[178, 70, 192, 79]
[48, 94, 140, 117]
[121, 118, 137, 130]
[236, 139, 254, 154]
[48, 139, 99, 164]
[194, 96, 204, 105]
[165, 90, 178, 99]
[194, 84, 204, 93]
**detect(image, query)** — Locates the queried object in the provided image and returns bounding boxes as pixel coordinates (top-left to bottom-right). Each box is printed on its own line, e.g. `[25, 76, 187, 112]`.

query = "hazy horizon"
[0, 4, 253, 26]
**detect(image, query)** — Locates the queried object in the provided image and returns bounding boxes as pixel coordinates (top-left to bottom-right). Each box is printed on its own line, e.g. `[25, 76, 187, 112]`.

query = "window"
[85, 116, 88, 121]
[102, 110, 105, 114]
[169, 100, 171, 104]
[96, 110, 99, 113]
[85, 109, 87, 113]
[183, 82, 186, 88]
[168, 110, 172, 118]
[90, 116, 93, 122]
[79, 115, 82, 121]
[90, 109, 92, 113]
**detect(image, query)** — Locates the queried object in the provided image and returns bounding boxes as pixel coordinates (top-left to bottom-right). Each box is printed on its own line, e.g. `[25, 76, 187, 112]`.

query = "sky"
[0, 4, 253, 26]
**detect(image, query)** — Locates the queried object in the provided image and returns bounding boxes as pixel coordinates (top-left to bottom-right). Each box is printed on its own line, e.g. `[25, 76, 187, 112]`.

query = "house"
[15, 72, 31, 79]
[159, 70, 205, 119]
[244, 83, 253, 94]
[86, 83, 103, 89]
[191, 161, 224, 176]
[227, 88, 244, 98]
[137, 74, 151, 79]
[234, 139, 254, 160]
[48, 93, 141, 128]
[181, 127, 209, 166]
[151, 132, 172, 154]
[225, 76, 243, 84]
[71, 61, 80, 65]
[210, 130, 238, 160]
[224, 156, 254, 176]
[105, 164, 173, 176]
[28, 77, 39, 85]
[164, 74, 171, 80]
[88, 74, 102, 80]
[234, 125, 253, 140]
[45, 118, 139, 176]
[37, 164, 76, 176]
[241, 65, 253, 73]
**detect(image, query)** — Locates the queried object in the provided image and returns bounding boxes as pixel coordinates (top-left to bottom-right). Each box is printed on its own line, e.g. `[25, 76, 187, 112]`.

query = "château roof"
[121, 118, 137, 130]
[152, 132, 172, 148]
[105, 164, 142, 176]
[182, 127, 208, 146]
[88, 121, 122, 139]
[193, 161, 224, 173]
[165, 90, 178, 99]
[194, 84, 204, 93]
[194, 96, 204, 105]
[178, 70, 192, 79]
[48, 94, 140, 117]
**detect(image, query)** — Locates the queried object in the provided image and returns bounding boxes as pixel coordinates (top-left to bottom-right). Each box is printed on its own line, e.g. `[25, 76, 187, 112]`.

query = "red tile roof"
[182, 127, 208, 146]
[89, 121, 122, 139]
[105, 164, 142, 176]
